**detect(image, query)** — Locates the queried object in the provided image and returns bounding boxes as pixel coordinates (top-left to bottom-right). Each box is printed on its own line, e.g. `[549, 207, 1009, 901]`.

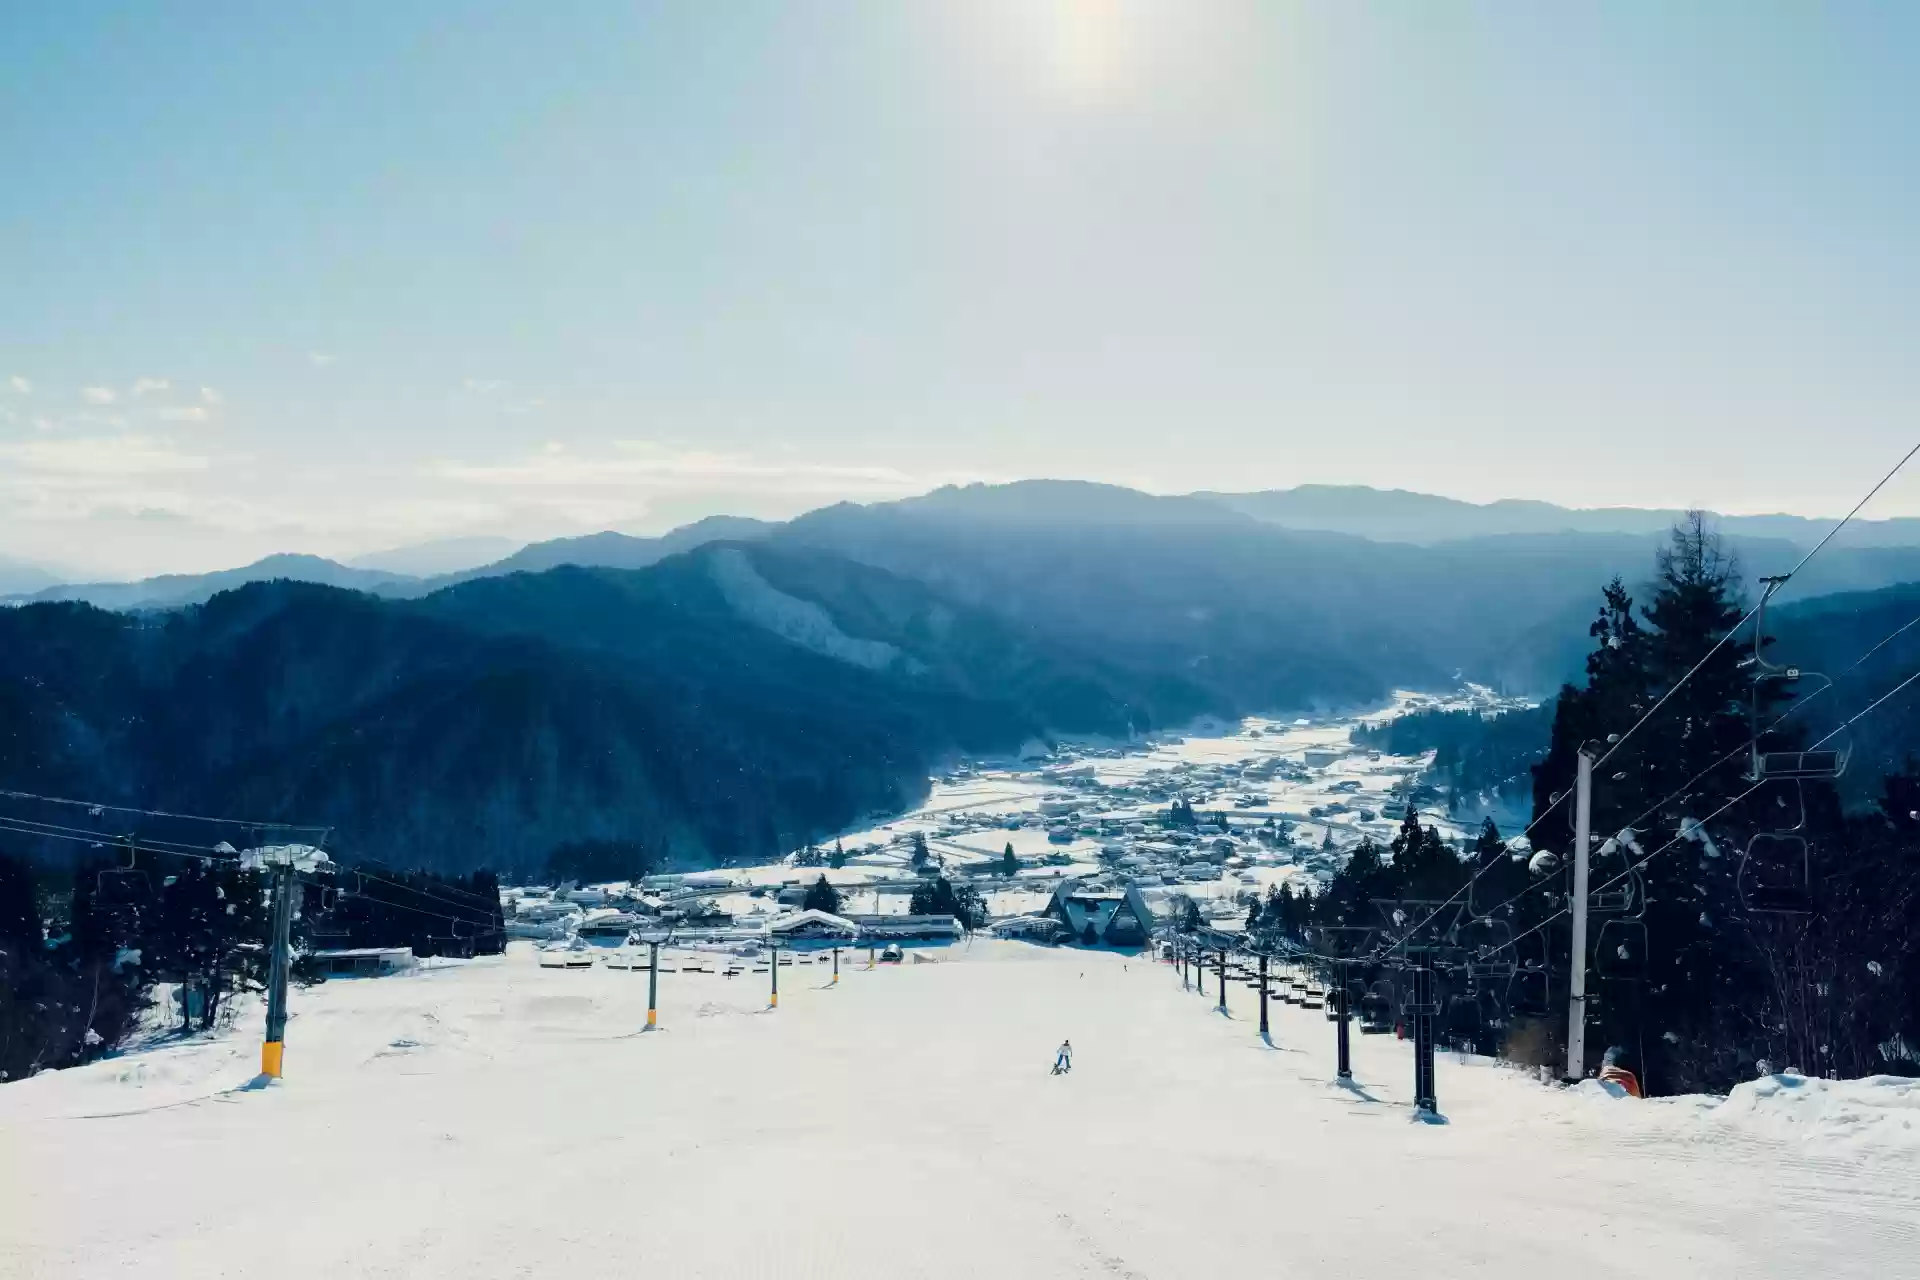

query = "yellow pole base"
[261, 1040, 284, 1079]
[769, 992, 779, 1008]
[646, 1008, 657, 1027]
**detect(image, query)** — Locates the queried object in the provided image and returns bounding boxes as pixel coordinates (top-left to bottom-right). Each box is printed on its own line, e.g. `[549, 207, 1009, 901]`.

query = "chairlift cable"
[296, 872, 495, 930]
[0, 815, 240, 861]
[1374, 453, 1920, 964]
[326, 867, 502, 924]
[1444, 601, 1920, 934]
[1586, 435, 1920, 781]
[1501, 668, 1920, 953]
[0, 786, 329, 835]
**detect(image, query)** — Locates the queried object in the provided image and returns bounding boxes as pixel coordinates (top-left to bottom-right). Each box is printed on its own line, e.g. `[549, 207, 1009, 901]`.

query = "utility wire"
[1587, 436, 1920, 781]
[1441, 601, 1920, 942]
[0, 786, 328, 836]
[0, 815, 243, 862]
[0, 812, 497, 925]
[1373, 443, 1920, 962]
[296, 872, 497, 932]
[1499, 680, 1913, 955]
[336, 866, 502, 925]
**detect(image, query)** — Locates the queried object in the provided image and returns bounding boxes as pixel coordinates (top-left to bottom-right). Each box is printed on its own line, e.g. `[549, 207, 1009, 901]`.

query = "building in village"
[767, 909, 861, 945]
[1043, 881, 1159, 947]
[843, 914, 964, 943]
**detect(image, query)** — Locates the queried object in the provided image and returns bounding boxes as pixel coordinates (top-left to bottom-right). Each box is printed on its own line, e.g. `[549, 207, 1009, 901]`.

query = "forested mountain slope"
[0, 543, 1209, 876]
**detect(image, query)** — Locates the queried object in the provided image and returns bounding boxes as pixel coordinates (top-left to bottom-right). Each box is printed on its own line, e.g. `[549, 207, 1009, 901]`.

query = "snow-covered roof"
[769, 909, 859, 936]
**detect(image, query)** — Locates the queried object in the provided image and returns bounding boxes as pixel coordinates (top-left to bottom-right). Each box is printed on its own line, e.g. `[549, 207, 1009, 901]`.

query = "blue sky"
[4, 2, 1918, 577]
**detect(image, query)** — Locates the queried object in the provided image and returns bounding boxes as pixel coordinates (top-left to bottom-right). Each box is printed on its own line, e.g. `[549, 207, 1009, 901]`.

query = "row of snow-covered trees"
[0, 852, 274, 1081]
[0, 847, 506, 1083]
[1242, 517, 1920, 1095]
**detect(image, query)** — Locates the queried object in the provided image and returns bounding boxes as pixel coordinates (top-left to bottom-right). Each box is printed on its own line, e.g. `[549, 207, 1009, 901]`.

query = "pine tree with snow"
[802, 875, 842, 914]
[1001, 843, 1018, 877]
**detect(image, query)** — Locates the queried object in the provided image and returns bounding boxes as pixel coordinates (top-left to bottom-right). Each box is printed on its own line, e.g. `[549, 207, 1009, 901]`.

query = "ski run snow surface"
[4, 943, 1917, 1279]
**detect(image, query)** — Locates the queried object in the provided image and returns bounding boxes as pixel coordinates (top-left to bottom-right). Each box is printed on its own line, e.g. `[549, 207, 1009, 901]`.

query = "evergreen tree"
[467, 870, 506, 955]
[1528, 516, 1801, 1090]
[1467, 818, 1530, 921]
[909, 832, 930, 868]
[829, 839, 847, 870]
[0, 853, 42, 959]
[1272, 881, 1300, 931]
[952, 882, 986, 931]
[906, 875, 982, 929]
[1000, 843, 1018, 877]
[801, 875, 842, 914]
[1390, 807, 1466, 904]
[61, 862, 148, 1065]
[1323, 838, 1387, 929]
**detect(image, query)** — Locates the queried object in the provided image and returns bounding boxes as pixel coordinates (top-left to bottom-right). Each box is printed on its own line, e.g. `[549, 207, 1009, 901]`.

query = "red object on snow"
[1599, 1064, 1642, 1097]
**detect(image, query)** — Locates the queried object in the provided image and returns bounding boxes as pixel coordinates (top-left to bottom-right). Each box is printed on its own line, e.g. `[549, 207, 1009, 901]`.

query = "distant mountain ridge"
[10, 484, 1920, 876]
[348, 535, 522, 577]
[10, 554, 417, 612]
[1201, 485, 1920, 547]
[0, 556, 64, 597]
[14, 482, 1920, 639]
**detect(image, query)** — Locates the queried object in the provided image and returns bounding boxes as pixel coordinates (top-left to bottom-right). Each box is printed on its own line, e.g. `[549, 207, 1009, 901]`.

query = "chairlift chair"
[95, 839, 153, 906]
[1505, 962, 1552, 1020]
[1359, 981, 1394, 1034]
[1739, 833, 1814, 914]
[1593, 919, 1649, 983]
[1461, 917, 1517, 981]
[1746, 578, 1850, 783]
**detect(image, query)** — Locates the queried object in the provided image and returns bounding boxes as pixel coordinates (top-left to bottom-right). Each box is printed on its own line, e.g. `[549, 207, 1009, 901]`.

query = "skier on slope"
[1052, 1039, 1073, 1075]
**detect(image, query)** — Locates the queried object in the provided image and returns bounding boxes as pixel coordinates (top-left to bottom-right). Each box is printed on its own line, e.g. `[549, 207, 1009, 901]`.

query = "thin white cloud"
[0, 433, 211, 479]
[81, 386, 117, 405]
[159, 405, 210, 423]
[6, 375, 28, 395]
[463, 378, 504, 394]
[308, 351, 336, 368]
[200, 386, 223, 405]
[436, 442, 918, 492]
[131, 376, 171, 398]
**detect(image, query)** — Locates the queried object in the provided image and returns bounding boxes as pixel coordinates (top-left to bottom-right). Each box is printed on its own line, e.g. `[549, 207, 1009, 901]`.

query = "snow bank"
[1709, 1072, 1920, 1151]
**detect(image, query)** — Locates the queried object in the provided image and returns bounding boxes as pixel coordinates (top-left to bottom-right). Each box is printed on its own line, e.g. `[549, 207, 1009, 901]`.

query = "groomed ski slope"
[3, 942, 1916, 1279]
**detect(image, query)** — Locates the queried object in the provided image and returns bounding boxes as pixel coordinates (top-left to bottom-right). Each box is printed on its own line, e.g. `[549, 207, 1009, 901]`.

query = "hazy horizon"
[15, 476, 1920, 586]
[7, 3, 1919, 578]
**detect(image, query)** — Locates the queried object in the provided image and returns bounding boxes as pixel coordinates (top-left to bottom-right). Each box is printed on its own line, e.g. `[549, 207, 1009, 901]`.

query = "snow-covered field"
[4, 942, 1915, 1278]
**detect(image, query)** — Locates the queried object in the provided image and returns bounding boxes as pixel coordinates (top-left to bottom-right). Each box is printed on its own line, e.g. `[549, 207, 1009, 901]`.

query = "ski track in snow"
[1, 942, 1914, 1279]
